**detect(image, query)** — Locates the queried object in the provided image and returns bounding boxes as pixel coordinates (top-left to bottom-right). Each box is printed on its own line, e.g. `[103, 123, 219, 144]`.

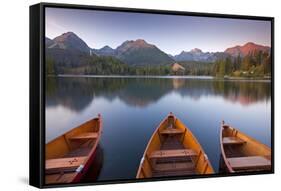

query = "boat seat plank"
[45, 172, 76, 184]
[149, 149, 197, 159]
[227, 156, 271, 170]
[152, 169, 196, 177]
[69, 132, 98, 140]
[160, 128, 185, 135]
[46, 156, 86, 171]
[153, 161, 195, 172]
[223, 137, 246, 145]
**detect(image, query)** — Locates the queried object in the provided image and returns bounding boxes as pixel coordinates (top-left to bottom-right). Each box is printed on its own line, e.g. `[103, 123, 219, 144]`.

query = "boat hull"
[220, 122, 271, 173]
[45, 114, 102, 184]
[72, 146, 99, 182]
[136, 113, 214, 178]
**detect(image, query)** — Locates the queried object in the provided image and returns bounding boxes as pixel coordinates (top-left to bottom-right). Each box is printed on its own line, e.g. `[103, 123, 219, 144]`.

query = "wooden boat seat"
[149, 149, 197, 159]
[153, 161, 195, 171]
[223, 137, 246, 145]
[160, 128, 185, 135]
[152, 169, 196, 177]
[227, 156, 271, 170]
[69, 132, 98, 140]
[46, 156, 86, 172]
[45, 172, 76, 183]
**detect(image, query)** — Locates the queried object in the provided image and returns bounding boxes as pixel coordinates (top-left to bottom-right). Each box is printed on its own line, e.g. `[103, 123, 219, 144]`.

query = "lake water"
[46, 76, 271, 181]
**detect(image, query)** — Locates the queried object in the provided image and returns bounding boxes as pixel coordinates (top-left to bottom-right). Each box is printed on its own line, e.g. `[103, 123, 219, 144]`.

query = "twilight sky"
[46, 7, 271, 55]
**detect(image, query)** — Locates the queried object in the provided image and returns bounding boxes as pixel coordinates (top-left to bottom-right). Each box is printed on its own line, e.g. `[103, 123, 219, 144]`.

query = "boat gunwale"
[72, 114, 103, 182]
[46, 114, 101, 145]
[136, 113, 171, 178]
[220, 122, 235, 173]
[174, 116, 214, 173]
[174, 116, 215, 173]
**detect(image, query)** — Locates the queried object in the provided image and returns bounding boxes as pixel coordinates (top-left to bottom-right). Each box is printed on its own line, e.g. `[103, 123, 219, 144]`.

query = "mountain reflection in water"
[46, 77, 270, 111]
[46, 76, 271, 180]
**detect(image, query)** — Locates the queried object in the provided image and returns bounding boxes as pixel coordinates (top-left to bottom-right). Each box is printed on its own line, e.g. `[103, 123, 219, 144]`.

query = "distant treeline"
[178, 61, 214, 76]
[46, 50, 271, 77]
[47, 56, 173, 76]
[213, 51, 271, 77]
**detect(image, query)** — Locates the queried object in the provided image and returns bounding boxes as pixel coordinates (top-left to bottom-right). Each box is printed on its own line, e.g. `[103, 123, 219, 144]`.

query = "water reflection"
[46, 76, 271, 180]
[46, 77, 271, 111]
[81, 145, 104, 183]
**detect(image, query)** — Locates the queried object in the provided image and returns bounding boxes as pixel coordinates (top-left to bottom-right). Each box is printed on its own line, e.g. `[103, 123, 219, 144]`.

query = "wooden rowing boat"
[45, 114, 102, 184]
[220, 121, 271, 173]
[136, 113, 214, 178]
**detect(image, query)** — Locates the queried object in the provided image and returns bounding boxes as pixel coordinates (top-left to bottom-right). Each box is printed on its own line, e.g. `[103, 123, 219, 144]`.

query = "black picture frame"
[30, 2, 274, 188]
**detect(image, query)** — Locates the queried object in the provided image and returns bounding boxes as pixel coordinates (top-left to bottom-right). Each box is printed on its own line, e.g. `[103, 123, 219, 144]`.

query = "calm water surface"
[46, 76, 271, 181]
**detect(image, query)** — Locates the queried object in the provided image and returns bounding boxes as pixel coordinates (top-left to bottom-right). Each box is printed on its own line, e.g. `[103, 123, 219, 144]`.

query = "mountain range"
[92, 39, 174, 66]
[45, 34, 95, 70]
[173, 43, 270, 62]
[224, 42, 270, 57]
[46, 32, 91, 53]
[174, 48, 224, 62]
[46, 32, 271, 69]
[46, 32, 174, 67]
[92, 45, 115, 57]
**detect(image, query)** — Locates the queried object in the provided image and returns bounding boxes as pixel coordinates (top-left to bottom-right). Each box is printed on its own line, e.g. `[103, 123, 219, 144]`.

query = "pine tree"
[218, 60, 225, 77]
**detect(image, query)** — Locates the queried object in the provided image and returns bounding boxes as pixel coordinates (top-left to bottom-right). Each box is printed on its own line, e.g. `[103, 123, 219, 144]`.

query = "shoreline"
[47, 74, 271, 82]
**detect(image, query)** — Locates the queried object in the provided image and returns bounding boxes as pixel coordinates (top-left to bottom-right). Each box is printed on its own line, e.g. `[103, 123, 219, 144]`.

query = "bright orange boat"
[136, 113, 214, 178]
[220, 121, 271, 173]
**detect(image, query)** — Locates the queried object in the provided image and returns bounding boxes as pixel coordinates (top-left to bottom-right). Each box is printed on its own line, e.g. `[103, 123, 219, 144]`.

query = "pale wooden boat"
[220, 121, 271, 173]
[45, 114, 102, 184]
[136, 113, 214, 178]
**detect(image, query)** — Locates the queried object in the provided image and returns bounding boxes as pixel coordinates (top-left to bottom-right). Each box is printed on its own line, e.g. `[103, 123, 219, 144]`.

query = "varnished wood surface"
[228, 156, 271, 170]
[160, 128, 185, 135]
[153, 161, 195, 172]
[45, 172, 77, 184]
[152, 169, 196, 177]
[69, 132, 98, 140]
[149, 149, 197, 159]
[46, 156, 86, 171]
[223, 137, 246, 145]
